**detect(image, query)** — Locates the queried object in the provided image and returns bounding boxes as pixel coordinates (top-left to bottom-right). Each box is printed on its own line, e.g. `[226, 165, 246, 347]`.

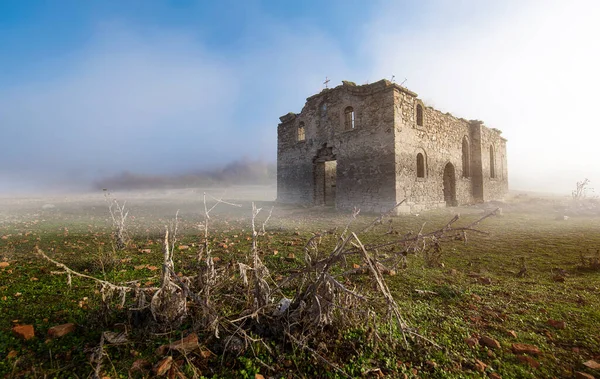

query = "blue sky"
[1, 0, 599, 193]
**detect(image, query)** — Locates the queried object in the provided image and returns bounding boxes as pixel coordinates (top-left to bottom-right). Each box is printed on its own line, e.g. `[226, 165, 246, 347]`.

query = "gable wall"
[277, 81, 398, 212]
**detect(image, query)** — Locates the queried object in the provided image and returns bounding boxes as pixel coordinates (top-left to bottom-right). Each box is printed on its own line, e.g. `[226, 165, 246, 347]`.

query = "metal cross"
[324, 76, 330, 89]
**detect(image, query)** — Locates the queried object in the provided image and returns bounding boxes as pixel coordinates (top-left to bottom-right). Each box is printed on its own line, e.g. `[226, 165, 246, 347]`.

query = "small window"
[462, 137, 470, 178]
[490, 145, 496, 178]
[298, 122, 305, 142]
[416, 104, 424, 126]
[344, 106, 355, 130]
[416, 153, 425, 178]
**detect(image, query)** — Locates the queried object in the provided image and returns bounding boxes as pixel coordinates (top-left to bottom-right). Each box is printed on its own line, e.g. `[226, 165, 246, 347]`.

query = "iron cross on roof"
[323, 76, 330, 89]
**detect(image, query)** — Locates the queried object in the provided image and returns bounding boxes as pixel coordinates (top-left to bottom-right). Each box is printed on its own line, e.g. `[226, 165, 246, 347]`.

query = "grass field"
[1, 188, 599, 378]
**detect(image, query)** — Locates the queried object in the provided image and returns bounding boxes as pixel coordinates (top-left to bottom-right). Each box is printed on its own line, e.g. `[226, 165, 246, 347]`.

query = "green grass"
[1, 196, 600, 378]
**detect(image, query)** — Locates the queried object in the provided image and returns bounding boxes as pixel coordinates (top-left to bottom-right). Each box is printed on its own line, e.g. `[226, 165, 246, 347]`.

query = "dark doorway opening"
[313, 144, 337, 206]
[314, 161, 337, 206]
[443, 163, 457, 207]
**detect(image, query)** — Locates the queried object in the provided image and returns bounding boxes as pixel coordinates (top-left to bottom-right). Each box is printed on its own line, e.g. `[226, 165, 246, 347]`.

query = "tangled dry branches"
[37, 195, 499, 376]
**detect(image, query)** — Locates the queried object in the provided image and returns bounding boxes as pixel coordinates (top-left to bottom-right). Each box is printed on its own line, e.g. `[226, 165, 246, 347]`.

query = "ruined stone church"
[277, 79, 508, 214]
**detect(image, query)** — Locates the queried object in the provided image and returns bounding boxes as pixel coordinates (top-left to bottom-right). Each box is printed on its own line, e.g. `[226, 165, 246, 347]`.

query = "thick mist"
[1, 0, 599, 195]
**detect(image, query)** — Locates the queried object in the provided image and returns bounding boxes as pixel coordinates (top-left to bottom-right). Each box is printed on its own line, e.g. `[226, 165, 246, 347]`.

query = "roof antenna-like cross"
[391, 75, 395, 83]
[323, 76, 330, 89]
[400, 78, 407, 87]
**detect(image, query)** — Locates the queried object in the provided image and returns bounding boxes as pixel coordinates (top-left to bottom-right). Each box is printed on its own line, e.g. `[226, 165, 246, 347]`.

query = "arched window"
[462, 137, 470, 178]
[490, 145, 496, 178]
[344, 106, 355, 130]
[416, 104, 424, 126]
[416, 153, 425, 178]
[298, 122, 305, 142]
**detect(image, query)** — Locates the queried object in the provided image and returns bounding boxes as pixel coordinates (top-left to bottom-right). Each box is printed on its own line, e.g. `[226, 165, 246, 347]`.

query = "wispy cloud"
[364, 0, 600, 192]
[0, 19, 350, 192]
[2, 2, 598, 194]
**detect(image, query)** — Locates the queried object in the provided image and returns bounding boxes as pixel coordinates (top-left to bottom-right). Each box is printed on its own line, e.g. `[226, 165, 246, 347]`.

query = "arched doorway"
[443, 163, 457, 207]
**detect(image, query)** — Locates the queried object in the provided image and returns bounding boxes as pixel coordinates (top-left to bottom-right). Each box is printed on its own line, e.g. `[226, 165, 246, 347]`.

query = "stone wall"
[480, 126, 509, 201]
[277, 79, 509, 214]
[277, 80, 398, 213]
[393, 89, 482, 213]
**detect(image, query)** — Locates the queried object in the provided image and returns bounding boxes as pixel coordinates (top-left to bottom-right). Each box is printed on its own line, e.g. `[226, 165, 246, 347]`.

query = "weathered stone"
[512, 343, 541, 355]
[277, 79, 508, 214]
[47, 323, 76, 338]
[12, 324, 35, 340]
[479, 336, 501, 349]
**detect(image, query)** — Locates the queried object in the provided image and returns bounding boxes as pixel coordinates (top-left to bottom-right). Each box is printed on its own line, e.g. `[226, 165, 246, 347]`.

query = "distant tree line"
[92, 160, 275, 191]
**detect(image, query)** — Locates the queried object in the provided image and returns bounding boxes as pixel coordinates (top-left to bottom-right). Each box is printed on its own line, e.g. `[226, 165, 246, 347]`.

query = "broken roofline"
[279, 79, 417, 123]
[278, 78, 506, 140]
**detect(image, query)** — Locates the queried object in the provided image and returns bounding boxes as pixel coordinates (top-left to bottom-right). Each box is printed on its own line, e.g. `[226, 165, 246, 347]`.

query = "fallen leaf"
[474, 359, 487, 372]
[583, 360, 600, 370]
[575, 372, 596, 379]
[48, 323, 76, 338]
[7, 350, 17, 359]
[131, 359, 150, 372]
[517, 355, 540, 368]
[547, 319, 566, 329]
[168, 333, 199, 353]
[103, 331, 129, 344]
[200, 349, 212, 359]
[12, 325, 35, 340]
[465, 337, 479, 348]
[154, 356, 173, 376]
[0, 262, 9, 268]
[146, 265, 159, 271]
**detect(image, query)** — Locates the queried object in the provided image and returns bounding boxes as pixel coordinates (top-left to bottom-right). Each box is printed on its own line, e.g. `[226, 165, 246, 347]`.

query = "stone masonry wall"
[277, 80, 398, 213]
[277, 79, 509, 214]
[480, 126, 509, 201]
[392, 88, 508, 213]
[393, 89, 470, 213]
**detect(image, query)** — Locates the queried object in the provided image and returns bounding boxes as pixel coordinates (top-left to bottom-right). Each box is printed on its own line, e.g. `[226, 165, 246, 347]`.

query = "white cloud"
[0, 19, 352, 192]
[363, 0, 600, 193]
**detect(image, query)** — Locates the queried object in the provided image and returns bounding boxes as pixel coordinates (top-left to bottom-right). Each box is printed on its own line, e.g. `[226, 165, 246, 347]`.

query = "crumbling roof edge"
[304, 79, 418, 103]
